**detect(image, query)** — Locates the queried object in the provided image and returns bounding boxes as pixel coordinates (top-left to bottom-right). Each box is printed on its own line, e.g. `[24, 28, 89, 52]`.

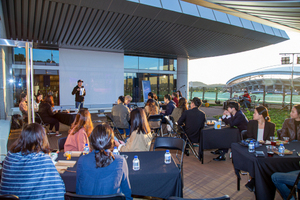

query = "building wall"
[177, 57, 189, 99]
[59, 49, 124, 106]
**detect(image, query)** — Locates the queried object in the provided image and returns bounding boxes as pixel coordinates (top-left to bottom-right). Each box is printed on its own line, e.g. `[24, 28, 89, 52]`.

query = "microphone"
[179, 85, 185, 89]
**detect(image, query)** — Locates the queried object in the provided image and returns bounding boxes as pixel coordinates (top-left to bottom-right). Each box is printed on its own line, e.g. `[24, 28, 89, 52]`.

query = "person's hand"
[114, 140, 120, 147]
[119, 140, 125, 145]
[223, 110, 230, 116]
[77, 88, 80, 91]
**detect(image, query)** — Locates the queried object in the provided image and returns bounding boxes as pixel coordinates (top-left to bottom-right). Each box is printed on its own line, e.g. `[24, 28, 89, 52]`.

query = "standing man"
[72, 79, 86, 109]
[242, 90, 251, 109]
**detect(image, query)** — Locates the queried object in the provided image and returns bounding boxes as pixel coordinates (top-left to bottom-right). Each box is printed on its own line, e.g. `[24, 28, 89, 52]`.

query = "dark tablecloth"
[54, 112, 76, 126]
[57, 151, 182, 198]
[199, 126, 241, 163]
[232, 142, 300, 200]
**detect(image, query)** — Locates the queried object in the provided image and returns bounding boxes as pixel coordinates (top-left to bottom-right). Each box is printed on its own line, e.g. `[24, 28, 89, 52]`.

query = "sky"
[188, 30, 300, 85]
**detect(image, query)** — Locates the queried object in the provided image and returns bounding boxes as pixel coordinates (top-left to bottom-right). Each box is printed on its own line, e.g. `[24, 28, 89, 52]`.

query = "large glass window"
[13, 48, 59, 66]
[124, 56, 138, 69]
[139, 57, 159, 70]
[13, 69, 60, 106]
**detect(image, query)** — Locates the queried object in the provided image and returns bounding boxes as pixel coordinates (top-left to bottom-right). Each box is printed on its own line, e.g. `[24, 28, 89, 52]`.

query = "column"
[177, 57, 189, 99]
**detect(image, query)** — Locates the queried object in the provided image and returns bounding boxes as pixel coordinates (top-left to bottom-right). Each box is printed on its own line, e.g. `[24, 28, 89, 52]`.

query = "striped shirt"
[0, 151, 65, 199]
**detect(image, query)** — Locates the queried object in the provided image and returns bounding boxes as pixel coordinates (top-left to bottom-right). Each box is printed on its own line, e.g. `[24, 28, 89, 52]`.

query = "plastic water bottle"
[165, 150, 171, 164]
[133, 155, 140, 171]
[278, 143, 285, 156]
[113, 147, 119, 155]
[60, 106, 63, 111]
[83, 144, 89, 155]
[218, 117, 222, 122]
[248, 141, 255, 153]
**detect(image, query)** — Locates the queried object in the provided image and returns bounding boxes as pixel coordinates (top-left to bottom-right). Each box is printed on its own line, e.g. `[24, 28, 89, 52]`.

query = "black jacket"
[72, 85, 86, 102]
[165, 100, 176, 116]
[247, 120, 275, 141]
[38, 102, 54, 121]
[178, 107, 206, 143]
[222, 110, 248, 133]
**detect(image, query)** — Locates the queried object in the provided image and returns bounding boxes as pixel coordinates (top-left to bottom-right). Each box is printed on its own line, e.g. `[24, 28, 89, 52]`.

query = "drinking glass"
[266, 145, 274, 157]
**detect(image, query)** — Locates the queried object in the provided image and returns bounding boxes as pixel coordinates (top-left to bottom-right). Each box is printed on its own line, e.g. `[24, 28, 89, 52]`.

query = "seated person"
[124, 95, 133, 111]
[64, 109, 94, 151]
[171, 97, 188, 123]
[19, 93, 28, 120]
[147, 92, 159, 108]
[161, 94, 176, 116]
[39, 95, 61, 136]
[245, 106, 275, 192]
[111, 96, 130, 136]
[177, 97, 206, 145]
[279, 104, 300, 141]
[0, 123, 65, 199]
[272, 170, 300, 200]
[34, 93, 43, 112]
[115, 108, 154, 152]
[247, 106, 275, 141]
[144, 99, 160, 129]
[212, 101, 248, 161]
[177, 90, 183, 99]
[172, 92, 179, 107]
[242, 90, 251, 109]
[76, 123, 132, 200]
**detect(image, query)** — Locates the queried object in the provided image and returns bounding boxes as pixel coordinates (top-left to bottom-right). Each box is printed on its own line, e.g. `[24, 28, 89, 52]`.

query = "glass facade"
[124, 55, 177, 101]
[12, 69, 60, 106]
[13, 48, 59, 66]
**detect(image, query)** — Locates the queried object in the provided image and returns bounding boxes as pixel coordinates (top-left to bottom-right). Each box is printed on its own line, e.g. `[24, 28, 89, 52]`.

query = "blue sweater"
[76, 151, 132, 200]
[0, 151, 65, 199]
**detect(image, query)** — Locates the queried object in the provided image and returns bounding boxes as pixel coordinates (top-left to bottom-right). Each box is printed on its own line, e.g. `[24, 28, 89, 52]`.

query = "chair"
[168, 195, 230, 200]
[148, 114, 163, 136]
[35, 112, 52, 136]
[64, 192, 126, 200]
[241, 130, 248, 140]
[287, 171, 300, 200]
[58, 137, 67, 152]
[178, 125, 200, 160]
[0, 194, 20, 199]
[153, 137, 186, 186]
[105, 114, 125, 142]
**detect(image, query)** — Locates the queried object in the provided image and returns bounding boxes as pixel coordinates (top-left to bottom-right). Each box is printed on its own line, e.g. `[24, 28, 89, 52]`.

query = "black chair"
[241, 130, 248, 140]
[153, 137, 186, 186]
[105, 114, 125, 142]
[148, 114, 163, 136]
[168, 195, 230, 200]
[58, 137, 67, 152]
[35, 112, 52, 136]
[0, 194, 19, 199]
[178, 125, 200, 160]
[287, 171, 300, 200]
[64, 192, 126, 200]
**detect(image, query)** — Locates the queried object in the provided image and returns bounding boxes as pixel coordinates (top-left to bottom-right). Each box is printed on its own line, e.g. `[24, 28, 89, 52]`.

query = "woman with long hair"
[115, 108, 154, 152]
[39, 95, 61, 136]
[0, 123, 65, 199]
[76, 123, 132, 199]
[34, 93, 43, 112]
[245, 106, 275, 192]
[279, 104, 300, 141]
[144, 99, 159, 117]
[64, 109, 94, 151]
[171, 97, 188, 122]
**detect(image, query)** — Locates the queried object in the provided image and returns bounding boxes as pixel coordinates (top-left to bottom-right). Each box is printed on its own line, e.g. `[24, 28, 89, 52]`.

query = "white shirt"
[257, 128, 264, 141]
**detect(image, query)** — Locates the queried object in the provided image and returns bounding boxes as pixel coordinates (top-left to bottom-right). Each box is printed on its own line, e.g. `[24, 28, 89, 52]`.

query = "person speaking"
[72, 79, 86, 109]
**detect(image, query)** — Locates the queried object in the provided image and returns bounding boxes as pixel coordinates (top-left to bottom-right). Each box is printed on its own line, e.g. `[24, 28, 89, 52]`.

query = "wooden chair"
[64, 192, 126, 200]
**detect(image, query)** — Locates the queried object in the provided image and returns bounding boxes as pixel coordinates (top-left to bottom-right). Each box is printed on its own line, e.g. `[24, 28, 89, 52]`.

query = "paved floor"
[7, 107, 283, 200]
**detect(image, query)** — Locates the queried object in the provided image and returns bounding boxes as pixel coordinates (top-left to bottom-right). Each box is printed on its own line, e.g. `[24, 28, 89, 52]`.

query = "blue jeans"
[243, 100, 250, 108]
[76, 101, 84, 109]
[272, 170, 300, 200]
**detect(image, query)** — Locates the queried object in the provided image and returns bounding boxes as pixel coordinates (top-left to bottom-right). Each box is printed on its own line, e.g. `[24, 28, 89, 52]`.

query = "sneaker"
[55, 133, 62, 137]
[245, 178, 255, 192]
[213, 155, 226, 161]
[211, 149, 221, 155]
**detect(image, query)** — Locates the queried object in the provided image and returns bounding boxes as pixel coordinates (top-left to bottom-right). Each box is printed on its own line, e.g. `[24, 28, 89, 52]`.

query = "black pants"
[44, 117, 60, 131]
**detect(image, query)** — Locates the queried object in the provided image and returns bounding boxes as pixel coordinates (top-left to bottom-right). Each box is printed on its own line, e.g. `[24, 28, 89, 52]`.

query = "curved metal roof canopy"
[1, 0, 289, 58]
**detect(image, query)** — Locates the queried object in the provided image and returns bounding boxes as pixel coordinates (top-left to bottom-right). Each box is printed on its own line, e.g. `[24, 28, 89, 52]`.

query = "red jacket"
[243, 93, 251, 102]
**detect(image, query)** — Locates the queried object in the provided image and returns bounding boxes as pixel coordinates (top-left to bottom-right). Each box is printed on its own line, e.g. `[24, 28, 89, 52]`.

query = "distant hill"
[189, 81, 226, 88]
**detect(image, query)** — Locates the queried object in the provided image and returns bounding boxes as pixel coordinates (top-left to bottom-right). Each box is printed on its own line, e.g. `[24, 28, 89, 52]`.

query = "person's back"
[119, 130, 154, 152]
[64, 127, 89, 151]
[112, 97, 130, 129]
[178, 97, 206, 143]
[76, 153, 130, 196]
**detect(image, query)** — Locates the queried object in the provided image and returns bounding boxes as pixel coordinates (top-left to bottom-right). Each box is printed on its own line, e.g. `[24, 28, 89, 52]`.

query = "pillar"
[177, 57, 189, 99]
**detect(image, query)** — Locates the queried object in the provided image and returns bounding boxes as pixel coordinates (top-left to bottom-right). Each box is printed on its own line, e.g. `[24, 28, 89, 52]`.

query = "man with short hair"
[111, 96, 130, 136]
[162, 94, 176, 116]
[212, 101, 248, 161]
[72, 79, 86, 109]
[178, 97, 206, 144]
